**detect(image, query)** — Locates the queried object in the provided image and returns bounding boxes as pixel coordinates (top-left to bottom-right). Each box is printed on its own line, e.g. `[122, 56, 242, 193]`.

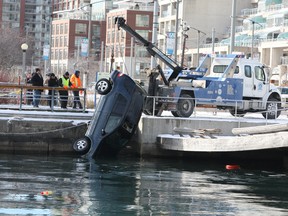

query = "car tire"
[73, 137, 91, 155]
[96, 78, 112, 95]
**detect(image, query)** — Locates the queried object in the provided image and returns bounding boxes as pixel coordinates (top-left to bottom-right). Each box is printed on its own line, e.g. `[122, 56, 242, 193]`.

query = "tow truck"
[115, 17, 282, 119]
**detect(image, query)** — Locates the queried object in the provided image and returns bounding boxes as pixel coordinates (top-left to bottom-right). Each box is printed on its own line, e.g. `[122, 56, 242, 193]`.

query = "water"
[0, 154, 288, 216]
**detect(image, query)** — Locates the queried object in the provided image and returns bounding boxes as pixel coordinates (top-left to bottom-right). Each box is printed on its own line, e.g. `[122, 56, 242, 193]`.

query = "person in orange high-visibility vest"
[70, 70, 83, 109]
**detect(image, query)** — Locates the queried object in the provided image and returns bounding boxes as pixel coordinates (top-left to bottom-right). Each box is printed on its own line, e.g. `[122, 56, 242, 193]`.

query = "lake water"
[0, 154, 287, 216]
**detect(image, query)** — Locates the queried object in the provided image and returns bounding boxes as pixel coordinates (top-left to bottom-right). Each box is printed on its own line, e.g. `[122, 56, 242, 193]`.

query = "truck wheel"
[262, 98, 281, 119]
[229, 109, 246, 117]
[175, 94, 194, 117]
[73, 137, 91, 155]
[96, 78, 112, 95]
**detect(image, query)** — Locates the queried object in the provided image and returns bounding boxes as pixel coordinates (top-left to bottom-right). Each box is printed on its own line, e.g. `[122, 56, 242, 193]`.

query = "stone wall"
[0, 118, 88, 155]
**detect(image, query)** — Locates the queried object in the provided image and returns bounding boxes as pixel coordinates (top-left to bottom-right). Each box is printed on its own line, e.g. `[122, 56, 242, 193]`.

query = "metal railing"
[1, 84, 287, 123]
[145, 95, 287, 123]
[0, 84, 87, 112]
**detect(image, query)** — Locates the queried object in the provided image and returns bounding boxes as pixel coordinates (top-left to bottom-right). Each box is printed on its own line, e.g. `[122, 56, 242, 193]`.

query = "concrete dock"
[0, 108, 288, 158]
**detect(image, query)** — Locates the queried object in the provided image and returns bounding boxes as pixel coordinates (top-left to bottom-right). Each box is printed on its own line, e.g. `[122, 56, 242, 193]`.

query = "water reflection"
[0, 154, 287, 215]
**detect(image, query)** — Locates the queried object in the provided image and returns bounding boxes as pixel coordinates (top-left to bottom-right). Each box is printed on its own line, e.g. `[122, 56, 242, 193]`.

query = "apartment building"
[193, 0, 288, 86]
[50, 18, 106, 81]
[106, 2, 153, 78]
[0, 0, 51, 69]
[157, 0, 254, 69]
[51, 0, 112, 86]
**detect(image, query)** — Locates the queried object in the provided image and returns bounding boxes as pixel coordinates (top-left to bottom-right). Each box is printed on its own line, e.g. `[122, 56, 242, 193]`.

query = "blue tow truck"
[115, 17, 281, 119]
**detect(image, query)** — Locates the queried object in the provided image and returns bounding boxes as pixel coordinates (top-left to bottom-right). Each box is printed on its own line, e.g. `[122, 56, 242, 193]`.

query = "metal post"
[85, 3, 92, 89]
[174, 0, 180, 62]
[181, 34, 188, 68]
[48, 14, 52, 71]
[57, 48, 60, 74]
[151, 0, 158, 69]
[251, 21, 255, 59]
[229, 0, 236, 54]
[22, 51, 26, 81]
[100, 41, 104, 72]
[197, 31, 200, 66]
[212, 27, 215, 54]
[130, 37, 134, 76]
[21, 43, 28, 82]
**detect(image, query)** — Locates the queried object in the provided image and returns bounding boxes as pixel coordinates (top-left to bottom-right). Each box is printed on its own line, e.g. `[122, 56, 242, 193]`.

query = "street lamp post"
[21, 43, 28, 83]
[190, 27, 206, 66]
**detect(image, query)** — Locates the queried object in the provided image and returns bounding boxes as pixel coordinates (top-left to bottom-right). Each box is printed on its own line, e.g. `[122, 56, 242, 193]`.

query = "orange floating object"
[225, 164, 240, 170]
[41, 191, 53, 196]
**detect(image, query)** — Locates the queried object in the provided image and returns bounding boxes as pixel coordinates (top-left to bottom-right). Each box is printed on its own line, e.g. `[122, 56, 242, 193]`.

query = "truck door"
[242, 65, 268, 98]
[252, 66, 269, 98]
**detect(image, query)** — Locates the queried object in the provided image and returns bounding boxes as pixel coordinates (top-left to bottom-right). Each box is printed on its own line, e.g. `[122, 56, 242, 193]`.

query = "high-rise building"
[51, 0, 109, 85]
[106, 1, 154, 78]
[157, 0, 254, 68]
[0, 0, 52, 70]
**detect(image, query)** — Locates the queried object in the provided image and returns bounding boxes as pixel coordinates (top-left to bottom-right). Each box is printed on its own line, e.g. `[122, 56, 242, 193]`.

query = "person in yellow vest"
[58, 71, 72, 109]
[70, 70, 83, 109]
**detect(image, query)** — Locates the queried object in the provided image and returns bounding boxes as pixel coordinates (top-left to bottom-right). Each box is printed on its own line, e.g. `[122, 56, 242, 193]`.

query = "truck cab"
[207, 56, 271, 99]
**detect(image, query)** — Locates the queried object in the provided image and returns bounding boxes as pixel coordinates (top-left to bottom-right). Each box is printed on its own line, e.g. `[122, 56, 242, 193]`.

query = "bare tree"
[0, 28, 29, 73]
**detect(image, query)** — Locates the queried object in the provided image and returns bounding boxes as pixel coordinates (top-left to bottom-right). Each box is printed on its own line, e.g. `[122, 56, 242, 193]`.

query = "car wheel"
[229, 109, 246, 117]
[96, 78, 112, 95]
[73, 137, 91, 155]
[262, 98, 281, 119]
[175, 94, 194, 117]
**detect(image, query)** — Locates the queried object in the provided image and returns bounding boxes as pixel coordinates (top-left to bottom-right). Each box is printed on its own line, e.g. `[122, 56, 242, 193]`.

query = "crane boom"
[115, 17, 183, 82]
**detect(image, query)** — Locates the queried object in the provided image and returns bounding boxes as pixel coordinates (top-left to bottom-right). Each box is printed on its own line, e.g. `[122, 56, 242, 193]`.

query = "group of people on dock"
[26, 68, 83, 109]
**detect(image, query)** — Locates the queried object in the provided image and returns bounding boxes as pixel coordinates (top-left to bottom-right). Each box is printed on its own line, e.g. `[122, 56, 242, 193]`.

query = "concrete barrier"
[133, 115, 282, 157]
[0, 118, 88, 155]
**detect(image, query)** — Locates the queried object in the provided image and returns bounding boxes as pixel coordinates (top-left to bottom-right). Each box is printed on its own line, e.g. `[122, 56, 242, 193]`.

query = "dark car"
[73, 70, 146, 159]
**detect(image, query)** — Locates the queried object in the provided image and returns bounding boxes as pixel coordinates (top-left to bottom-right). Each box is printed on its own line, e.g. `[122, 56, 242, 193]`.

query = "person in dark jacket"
[58, 71, 72, 109]
[47, 73, 59, 108]
[30, 68, 44, 108]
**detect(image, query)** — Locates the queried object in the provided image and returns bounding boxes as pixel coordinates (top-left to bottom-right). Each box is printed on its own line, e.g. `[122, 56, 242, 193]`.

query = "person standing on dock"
[58, 71, 72, 109]
[70, 70, 83, 109]
[47, 73, 59, 108]
[30, 68, 43, 108]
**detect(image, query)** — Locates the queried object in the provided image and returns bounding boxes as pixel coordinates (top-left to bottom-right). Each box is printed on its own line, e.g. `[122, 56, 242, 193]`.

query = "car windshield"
[104, 94, 127, 133]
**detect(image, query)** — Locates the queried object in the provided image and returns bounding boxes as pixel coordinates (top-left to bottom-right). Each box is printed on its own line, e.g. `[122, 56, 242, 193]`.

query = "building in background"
[0, 0, 52, 71]
[51, 0, 110, 86]
[106, 1, 154, 79]
[157, 0, 254, 69]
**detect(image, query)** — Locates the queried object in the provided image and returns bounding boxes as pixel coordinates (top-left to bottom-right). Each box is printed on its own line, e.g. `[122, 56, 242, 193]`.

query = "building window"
[56, 24, 59, 34]
[75, 23, 87, 34]
[60, 36, 63, 47]
[108, 17, 112, 29]
[136, 30, 149, 40]
[55, 37, 58, 47]
[60, 24, 64, 34]
[64, 23, 68, 34]
[75, 36, 85, 47]
[64, 36, 68, 47]
[136, 14, 149, 27]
